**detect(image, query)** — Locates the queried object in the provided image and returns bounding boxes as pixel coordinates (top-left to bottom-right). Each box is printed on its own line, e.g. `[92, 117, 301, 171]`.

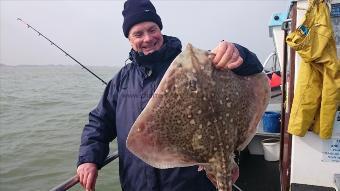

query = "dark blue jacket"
[78, 36, 263, 191]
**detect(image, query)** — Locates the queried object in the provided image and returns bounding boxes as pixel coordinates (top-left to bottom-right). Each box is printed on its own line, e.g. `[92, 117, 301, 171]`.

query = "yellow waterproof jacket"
[286, 0, 340, 139]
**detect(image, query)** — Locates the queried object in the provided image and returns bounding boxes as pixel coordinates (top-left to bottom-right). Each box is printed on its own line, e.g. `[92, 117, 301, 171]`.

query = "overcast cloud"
[0, 0, 288, 67]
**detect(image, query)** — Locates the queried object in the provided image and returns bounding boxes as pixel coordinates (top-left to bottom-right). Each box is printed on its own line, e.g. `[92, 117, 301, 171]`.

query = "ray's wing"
[127, 45, 208, 168]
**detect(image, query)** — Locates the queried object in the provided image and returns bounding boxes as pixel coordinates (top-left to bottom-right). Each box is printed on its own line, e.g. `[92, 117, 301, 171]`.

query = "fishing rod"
[17, 18, 108, 85]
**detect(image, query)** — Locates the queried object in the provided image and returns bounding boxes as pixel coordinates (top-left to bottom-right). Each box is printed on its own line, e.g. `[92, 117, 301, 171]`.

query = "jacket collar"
[128, 35, 182, 67]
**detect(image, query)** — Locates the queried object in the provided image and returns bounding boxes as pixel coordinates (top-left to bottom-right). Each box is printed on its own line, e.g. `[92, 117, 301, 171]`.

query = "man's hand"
[198, 164, 239, 186]
[77, 163, 98, 191]
[231, 164, 239, 183]
[209, 41, 243, 70]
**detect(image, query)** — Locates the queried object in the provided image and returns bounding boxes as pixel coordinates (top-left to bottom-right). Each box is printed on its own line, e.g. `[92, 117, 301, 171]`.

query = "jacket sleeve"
[232, 43, 263, 76]
[77, 76, 119, 169]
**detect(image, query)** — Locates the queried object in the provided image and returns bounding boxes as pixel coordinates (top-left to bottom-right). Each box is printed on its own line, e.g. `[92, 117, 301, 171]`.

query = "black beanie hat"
[122, 0, 163, 38]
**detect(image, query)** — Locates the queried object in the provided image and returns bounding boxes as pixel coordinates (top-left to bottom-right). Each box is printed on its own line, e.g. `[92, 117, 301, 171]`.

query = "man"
[77, 0, 264, 190]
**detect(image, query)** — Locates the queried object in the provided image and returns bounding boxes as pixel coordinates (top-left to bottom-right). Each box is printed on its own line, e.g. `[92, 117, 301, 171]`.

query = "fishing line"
[17, 18, 108, 85]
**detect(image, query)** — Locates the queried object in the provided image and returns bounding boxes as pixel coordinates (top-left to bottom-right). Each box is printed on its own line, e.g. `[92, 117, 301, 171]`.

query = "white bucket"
[261, 138, 280, 161]
[248, 136, 265, 155]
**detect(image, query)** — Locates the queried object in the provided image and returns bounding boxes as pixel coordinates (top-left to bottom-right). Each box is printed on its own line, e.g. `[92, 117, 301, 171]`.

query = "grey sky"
[0, 0, 288, 67]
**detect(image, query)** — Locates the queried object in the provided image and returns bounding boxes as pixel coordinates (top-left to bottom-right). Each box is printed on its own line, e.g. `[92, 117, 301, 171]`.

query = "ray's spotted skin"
[127, 44, 270, 191]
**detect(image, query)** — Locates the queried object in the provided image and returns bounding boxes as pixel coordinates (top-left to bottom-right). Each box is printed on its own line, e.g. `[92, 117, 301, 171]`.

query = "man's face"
[128, 21, 164, 55]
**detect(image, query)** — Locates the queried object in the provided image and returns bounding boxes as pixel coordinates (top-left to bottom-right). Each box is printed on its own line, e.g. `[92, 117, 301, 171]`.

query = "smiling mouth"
[142, 42, 158, 52]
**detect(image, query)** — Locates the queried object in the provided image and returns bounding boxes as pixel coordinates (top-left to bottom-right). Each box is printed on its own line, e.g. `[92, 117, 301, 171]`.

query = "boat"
[50, 1, 340, 190]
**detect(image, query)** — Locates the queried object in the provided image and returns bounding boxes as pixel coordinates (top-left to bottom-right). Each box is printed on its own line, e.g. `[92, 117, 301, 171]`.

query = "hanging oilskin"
[286, 0, 340, 139]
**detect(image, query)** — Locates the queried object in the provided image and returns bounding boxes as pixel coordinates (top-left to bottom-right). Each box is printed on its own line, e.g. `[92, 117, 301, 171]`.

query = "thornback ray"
[127, 44, 270, 191]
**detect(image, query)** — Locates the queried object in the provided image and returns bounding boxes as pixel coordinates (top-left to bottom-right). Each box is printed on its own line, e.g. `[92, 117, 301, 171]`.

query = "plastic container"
[271, 72, 281, 88]
[262, 111, 281, 133]
[261, 138, 280, 161]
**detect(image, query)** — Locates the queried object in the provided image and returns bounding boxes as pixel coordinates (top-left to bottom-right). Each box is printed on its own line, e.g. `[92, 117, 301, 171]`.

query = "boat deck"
[234, 148, 280, 191]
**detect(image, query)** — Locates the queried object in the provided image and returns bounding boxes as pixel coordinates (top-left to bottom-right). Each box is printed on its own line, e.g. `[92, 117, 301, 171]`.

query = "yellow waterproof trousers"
[286, 0, 340, 139]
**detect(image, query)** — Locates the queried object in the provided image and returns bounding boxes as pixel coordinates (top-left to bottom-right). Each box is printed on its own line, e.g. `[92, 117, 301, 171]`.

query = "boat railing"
[49, 150, 119, 191]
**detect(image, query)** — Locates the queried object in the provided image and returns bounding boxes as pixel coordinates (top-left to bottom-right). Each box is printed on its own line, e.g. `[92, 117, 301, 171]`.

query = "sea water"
[0, 65, 121, 191]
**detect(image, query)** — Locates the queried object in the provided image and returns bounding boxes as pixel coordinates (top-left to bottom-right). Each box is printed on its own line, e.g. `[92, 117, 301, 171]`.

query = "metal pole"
[17, 18, 108, 85]
[279, 2, 296, 191]
[49, 151, 118, 191]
